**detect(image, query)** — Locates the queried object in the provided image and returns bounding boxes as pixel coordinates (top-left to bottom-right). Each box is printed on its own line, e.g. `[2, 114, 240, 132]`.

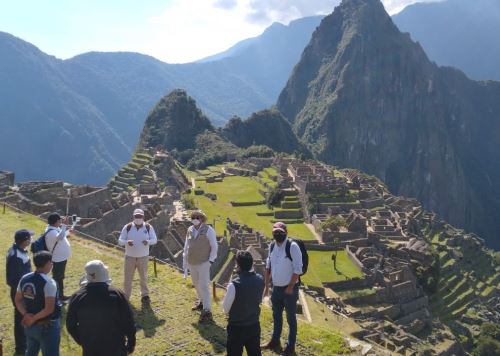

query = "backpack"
[270, 238, 309, 275]
[126, 223, 151, 234]
[31, 228, 56, 254]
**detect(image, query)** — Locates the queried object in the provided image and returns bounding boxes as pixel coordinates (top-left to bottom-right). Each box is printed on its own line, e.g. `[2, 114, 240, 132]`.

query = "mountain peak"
[137, 89, 213, 151]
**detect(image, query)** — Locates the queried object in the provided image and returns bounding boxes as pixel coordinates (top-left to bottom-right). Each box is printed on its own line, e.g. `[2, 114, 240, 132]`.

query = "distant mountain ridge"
[277, 0, 500, 248]
[0, 16, 321, 184]
[394, 0, 500, 81]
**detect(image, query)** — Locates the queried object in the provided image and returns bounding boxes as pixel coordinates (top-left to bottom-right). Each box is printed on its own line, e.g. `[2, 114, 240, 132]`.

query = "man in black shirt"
[66, 260, 136, 356]
[6, 229, 33, 354]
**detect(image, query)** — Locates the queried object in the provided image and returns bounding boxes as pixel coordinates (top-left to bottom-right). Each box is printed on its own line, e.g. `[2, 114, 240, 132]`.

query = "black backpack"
[270, 238, 309, 275]
[31, 228, 56, 254]
[126, 223, 151, 234]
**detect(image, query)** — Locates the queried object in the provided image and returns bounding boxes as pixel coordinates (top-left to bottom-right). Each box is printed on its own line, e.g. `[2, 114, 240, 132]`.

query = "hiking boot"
[141, 295, 151, 303]
[191, 301, 203, 311]
[282, 344, 296, 356]
[261, 339, 282, 353]
[199, 310, 213, 322]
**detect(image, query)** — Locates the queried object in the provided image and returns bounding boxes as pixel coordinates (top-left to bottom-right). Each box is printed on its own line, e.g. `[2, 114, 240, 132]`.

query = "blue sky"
[0, 0, 440, 63]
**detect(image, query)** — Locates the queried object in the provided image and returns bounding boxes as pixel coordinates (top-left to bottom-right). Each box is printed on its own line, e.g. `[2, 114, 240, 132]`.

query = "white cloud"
[138, 0, 442, 63]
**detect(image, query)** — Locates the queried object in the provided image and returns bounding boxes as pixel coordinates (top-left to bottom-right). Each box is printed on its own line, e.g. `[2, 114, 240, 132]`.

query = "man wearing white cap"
[118, 208, 157, 301]
[66, 260, 136, 356]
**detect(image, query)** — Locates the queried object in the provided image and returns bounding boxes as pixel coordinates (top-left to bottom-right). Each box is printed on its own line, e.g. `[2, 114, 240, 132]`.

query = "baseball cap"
[133, 208, 144, 216]
[272, 222, 287, 234]
[14, 229, 34, 244]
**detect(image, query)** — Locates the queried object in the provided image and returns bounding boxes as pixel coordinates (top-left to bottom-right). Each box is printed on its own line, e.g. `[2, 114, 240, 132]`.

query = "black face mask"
[273, 233, 287, 243]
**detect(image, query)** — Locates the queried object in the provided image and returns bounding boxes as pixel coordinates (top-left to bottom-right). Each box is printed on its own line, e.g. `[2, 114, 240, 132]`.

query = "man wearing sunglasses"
[261, 222, 302, 356]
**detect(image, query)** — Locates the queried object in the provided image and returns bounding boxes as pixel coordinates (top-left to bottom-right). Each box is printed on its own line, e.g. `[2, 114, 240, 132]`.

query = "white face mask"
[134, 218, 144, 225]
[191, 219, 201, 226]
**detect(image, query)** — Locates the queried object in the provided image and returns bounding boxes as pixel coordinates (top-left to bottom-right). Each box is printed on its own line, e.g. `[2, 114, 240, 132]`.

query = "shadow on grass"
[132, 301, 166, 338]
[192, 320, 226, 354]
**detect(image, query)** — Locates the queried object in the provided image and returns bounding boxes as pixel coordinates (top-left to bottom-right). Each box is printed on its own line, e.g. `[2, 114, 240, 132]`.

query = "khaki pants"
[124, 255, 149, 299]
[189, 261, 211, 311]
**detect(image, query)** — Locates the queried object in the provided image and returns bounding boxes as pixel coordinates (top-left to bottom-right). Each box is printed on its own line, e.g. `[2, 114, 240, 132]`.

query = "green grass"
[0, 206, 350, 355]
[301, 251, 364, 288]
[190, 173, 316, 240]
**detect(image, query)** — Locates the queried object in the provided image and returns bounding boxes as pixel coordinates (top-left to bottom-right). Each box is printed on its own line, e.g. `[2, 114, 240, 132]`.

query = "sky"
[0, 0, 441, 63]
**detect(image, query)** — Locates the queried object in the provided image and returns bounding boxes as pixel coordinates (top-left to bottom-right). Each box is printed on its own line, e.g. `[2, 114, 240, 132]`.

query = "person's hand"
[285, 286, 294, 295]
[142, 240, 148, 246]
[62, 216, 69, 224]
[127, 240, 134, 246]
[22, 313, 35, 327]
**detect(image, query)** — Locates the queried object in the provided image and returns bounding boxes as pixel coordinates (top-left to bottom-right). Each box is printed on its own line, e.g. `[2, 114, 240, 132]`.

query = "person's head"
[81, 260, 111, 286]
[14, 229, 33, 250]
[33, 251, 53, 274]
[133, 208, 144, 226]
[47, 213, 62, 227]
[236, 250, 253, 272]
[272, 222, 287, 244]
[190, 210, 207, 227]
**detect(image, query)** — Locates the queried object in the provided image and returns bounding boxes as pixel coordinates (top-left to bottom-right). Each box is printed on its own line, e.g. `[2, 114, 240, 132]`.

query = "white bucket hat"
[80, 260, 112, 285]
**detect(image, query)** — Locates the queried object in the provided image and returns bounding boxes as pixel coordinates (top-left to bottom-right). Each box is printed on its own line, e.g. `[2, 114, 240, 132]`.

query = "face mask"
[191, 219, 201, 226]
[134, 218, 144, 225]
[273, 234, 286, 243]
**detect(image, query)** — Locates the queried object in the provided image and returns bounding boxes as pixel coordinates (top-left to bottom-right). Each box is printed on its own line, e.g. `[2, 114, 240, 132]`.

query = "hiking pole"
[153, 257, 158, 278]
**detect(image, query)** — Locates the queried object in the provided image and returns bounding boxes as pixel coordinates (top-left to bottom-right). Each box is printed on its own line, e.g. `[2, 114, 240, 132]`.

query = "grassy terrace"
[184, 166, 316, 240]
[0, 207, 350, 355]
[429, 231, 499, 326]
[301, 251, 364, 288]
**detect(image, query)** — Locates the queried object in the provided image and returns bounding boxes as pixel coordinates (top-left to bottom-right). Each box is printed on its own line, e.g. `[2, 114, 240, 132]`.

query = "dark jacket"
[66, 283, 136, 356]
[228, 271, 264, 326]
[6, 244, 32, 289]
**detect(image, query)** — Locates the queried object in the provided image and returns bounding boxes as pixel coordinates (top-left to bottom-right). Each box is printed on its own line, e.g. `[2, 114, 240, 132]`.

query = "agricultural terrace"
[0, 206, 350, 355]
[184, 165, 316, 241]
[301, 251, 364, 289]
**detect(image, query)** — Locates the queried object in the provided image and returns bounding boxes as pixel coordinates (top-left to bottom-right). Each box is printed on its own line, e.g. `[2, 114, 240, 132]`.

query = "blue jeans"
[271, 284, 299, 347]
[25, 319, 61, 356]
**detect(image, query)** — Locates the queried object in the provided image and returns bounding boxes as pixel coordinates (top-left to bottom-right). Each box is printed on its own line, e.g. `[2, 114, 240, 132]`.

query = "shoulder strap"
[270, 241, 275, 253]
[145, 223, 150, 233]
[126, 223, 132, 232]
[285, 239, 292, 261]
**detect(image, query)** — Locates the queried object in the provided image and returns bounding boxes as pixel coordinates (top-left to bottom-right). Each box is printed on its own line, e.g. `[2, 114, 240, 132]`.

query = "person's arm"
[118, 225, 128, 246]
[207, 227, 218, 263]
[45, 230, 57, 251]
[263, 253, 271, 297]
[65, 295, 81, 344]
[182, 230, 190, 275]
[285, 243, 303, 295]
[118, 291, 136, 354]
[57, 224, 67, 241]
[6, 252, 22, 288]
[15, 289, 28, 317]
[146, 225, 157, 246]
[222, 283, 236, 314]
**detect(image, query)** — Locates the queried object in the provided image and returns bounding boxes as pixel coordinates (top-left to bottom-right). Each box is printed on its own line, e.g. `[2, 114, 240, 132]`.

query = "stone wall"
[78, 203, 135, 238]
[210, 236, 230, 279]
[59, 187, 112, 218]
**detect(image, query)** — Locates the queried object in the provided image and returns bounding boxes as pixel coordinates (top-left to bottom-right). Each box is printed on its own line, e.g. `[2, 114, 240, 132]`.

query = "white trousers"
[189, 261, 211, 311]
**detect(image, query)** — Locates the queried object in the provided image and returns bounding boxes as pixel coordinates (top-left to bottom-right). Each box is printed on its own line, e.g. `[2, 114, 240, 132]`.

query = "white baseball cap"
[133, 208, 144, 216]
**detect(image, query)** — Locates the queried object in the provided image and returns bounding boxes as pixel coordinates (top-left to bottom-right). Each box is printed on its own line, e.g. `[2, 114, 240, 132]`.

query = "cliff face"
[221, 109, 305, 154]
[277, 0, 500, 248]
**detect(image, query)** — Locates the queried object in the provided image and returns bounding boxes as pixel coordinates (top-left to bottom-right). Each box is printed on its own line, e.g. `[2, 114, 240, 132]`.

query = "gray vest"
[228, 271, 264, 326]
[187, 224, 211, 265]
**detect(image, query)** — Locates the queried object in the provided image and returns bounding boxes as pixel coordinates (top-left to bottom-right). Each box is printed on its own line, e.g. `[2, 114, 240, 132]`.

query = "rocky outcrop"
[277, 0, 500, 248]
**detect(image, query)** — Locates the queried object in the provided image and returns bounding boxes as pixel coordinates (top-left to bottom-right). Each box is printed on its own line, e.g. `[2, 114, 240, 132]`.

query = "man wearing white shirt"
[183, 210, 218, 322]
[222, 250, 264, 356]
[118, 208, 158, 302]
[262, 222, 302, 356]
[45, 213, 72, 302]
